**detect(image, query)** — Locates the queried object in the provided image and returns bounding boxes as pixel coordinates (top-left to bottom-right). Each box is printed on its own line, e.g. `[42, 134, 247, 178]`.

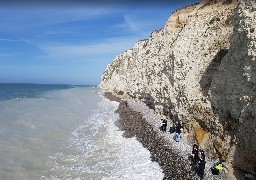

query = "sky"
[0, 0, 200, 85]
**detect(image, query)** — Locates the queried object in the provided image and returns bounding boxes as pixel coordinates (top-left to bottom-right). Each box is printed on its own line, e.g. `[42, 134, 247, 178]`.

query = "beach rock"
[105, 92, 198, 179]
[100, 0, 256, 177]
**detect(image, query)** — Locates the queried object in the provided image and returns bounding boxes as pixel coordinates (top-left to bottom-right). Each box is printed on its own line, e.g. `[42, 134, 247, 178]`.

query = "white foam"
[43, 97, 164, 180]
[0, 87, 102, 179]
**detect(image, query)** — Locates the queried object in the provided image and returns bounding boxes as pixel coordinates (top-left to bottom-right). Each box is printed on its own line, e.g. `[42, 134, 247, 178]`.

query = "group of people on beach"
[191, 144, 206, 178]
[161, 118, 183, 142]
[191, 144, 224, 178]
[160, 118, 224, 179]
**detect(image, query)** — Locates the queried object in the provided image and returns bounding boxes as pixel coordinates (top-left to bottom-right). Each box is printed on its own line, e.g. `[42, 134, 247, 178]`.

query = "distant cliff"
[100, 0, 256, 176]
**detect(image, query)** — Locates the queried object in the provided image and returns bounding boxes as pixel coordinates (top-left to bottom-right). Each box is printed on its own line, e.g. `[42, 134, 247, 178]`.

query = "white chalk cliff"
[100, 0, 256, 176]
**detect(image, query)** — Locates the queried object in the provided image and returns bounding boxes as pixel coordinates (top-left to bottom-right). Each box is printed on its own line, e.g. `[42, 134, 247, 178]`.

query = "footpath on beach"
[105, 92, 231, 180]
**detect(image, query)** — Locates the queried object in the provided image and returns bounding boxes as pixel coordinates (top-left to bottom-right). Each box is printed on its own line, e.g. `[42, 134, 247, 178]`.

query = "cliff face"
[100, 0, 256, 175]
[210, 0, 256, 174]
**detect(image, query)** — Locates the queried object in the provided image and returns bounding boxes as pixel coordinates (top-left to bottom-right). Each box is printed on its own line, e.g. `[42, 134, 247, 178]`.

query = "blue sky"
[0, 0, 200, 85]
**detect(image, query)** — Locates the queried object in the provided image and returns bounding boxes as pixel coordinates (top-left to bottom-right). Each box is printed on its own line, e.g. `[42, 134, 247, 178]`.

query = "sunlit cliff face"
[100, 0, 256, 176]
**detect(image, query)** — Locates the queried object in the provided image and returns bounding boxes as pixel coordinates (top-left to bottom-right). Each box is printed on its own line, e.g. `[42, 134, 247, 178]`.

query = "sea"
[0, 83, 163, 180]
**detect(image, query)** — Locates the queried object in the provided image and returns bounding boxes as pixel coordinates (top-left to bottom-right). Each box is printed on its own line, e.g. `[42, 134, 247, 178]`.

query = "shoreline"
[104, 92, 234, 180]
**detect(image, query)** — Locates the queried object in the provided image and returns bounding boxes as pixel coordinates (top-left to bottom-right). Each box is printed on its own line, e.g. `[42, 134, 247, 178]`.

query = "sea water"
[0, 84, 163, 180]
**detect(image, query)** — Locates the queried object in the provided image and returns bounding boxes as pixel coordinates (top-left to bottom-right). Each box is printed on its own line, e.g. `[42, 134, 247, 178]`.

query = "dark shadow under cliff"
[199, 49, 228, 96]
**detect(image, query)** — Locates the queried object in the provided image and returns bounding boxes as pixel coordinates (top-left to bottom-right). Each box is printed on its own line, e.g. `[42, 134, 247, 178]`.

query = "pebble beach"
[104, 92, 233, 180]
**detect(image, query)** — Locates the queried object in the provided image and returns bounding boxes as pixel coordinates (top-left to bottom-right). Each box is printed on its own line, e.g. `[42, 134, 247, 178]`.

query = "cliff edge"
[100, 0, 256, 176]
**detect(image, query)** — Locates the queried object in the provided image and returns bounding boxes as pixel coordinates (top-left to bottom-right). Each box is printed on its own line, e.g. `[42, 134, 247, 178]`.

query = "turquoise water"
[0, 84, 163, 180]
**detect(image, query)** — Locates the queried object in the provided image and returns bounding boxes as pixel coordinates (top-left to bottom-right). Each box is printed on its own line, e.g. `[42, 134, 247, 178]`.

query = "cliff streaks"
[100, 0, 256, 176]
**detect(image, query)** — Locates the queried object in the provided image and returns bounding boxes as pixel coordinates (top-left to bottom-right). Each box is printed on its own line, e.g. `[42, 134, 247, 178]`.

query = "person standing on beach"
[197, 149, 206, 179]
[175, 122, 182, 142]
[191, 144, 199, 165]
[164, 119, 167, 132]
[211, 158, 223, 175]
[161, 118, 167, 132]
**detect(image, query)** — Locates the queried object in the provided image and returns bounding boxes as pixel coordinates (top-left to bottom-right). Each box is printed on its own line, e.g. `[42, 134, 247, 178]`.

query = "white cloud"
[123, 15, 141, 33]
[39, 36, 138, 59]
[116, 13, 164, 37]
[0, 38, 31, 43]
[44, 30, 73, 35]
[0, 38, 20, 42]
[0, 7, 115, 31]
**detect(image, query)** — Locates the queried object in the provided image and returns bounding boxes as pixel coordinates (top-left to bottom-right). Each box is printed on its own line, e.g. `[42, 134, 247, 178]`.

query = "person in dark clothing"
[175, 122, 182, 142]
[164, 119, 167, 131]
[169, 124, 176, 133]
[191, 144, 199, 165]
[198, 149, 205, 163]
[161, 119, 167, 132]
[161, 119, 164, 131]
[197, 151, 206, 179]
[197, 155, 206, 179]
